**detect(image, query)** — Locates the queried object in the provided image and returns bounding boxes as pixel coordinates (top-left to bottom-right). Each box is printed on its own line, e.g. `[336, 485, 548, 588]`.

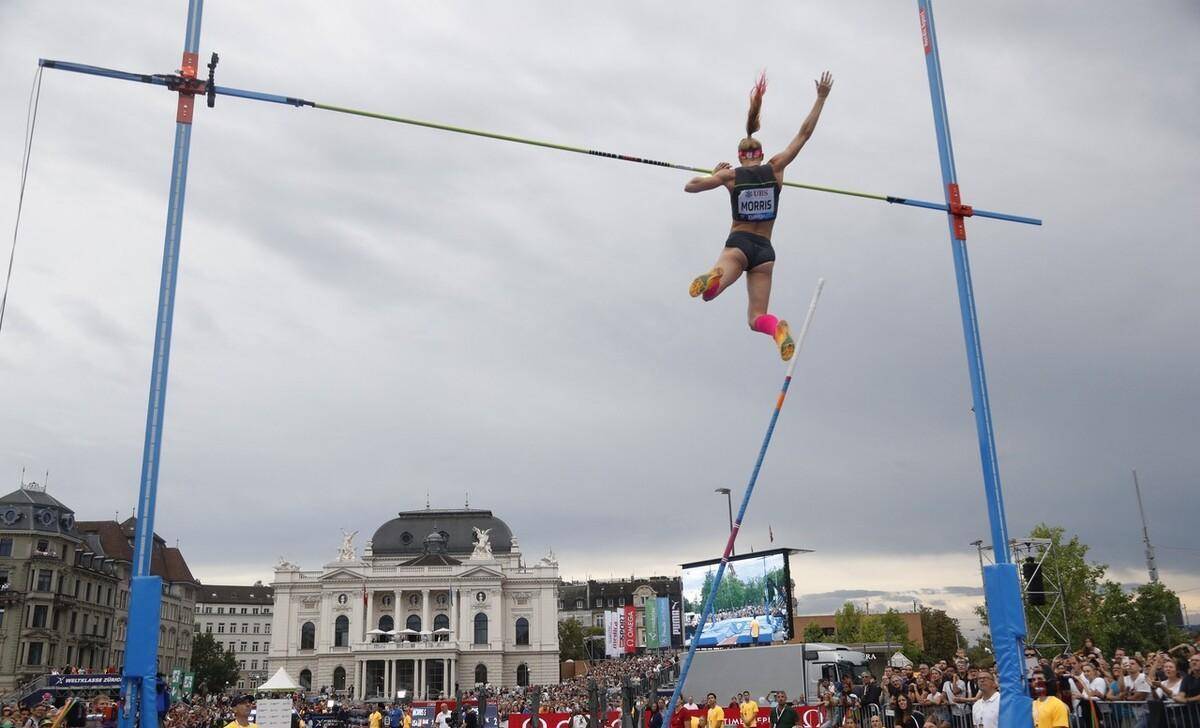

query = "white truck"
[677, 642, 872, 705]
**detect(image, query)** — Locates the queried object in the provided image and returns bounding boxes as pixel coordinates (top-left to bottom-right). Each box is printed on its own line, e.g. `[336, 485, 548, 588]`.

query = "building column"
[366, 590, 375, 640]
[442, 657, 448, 696]
[452, 589, 460, 644]
[394, 590, 402, 632]
[449, 658, 455, 695]
[361, 660, 368, 700]
[421, 589, 431, 637]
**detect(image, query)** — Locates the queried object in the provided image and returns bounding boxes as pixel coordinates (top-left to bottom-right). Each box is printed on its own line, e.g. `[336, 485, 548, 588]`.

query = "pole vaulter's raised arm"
[36, 57, 1041, 227]
[769, 71, 833, 176]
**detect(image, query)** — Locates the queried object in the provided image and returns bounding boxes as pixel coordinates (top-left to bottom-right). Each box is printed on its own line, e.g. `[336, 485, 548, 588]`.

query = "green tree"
[191, 633, 238, 694]
[834, 602, 865, 642]
[859, 616, 886, 643]
[1023, 524, 1109, 648]
[919, 607, 965, 662]
[878, 609, 911, 644]
[971, 525, 1187, 655]
[558, 619, 604, 661]
[803, 621, 827, 643]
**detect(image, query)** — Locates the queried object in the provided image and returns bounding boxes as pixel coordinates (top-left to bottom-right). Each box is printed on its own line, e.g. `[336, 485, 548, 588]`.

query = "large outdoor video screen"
[680, 548, 794, 648]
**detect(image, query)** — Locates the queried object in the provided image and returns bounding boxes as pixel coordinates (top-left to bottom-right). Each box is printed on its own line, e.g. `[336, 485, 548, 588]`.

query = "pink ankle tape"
[751, 314, 778, 336]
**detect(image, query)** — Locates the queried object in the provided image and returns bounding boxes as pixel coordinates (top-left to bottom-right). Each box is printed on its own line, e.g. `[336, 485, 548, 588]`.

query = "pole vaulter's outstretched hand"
[769, 71, 834, 175]
[816, 71, 834, 98]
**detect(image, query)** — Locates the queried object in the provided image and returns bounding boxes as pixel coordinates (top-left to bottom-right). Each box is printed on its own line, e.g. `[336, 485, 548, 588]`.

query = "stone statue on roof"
[338, 529, 358, 562]
[472, 526, 492, 559]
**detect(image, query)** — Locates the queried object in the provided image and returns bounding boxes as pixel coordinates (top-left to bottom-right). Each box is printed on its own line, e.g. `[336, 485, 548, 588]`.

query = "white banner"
[605, 610, 621, 657]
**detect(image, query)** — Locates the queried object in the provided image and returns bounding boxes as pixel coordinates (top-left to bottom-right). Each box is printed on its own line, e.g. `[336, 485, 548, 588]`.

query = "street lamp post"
[714, 488, 734, 556]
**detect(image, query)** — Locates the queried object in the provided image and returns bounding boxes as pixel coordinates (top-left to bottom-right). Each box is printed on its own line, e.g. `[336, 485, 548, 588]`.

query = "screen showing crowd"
[680, 549, 792, 647]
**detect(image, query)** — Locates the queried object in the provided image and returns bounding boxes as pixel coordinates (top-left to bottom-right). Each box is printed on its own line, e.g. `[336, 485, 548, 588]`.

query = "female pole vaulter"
[685, 71, 833, 361]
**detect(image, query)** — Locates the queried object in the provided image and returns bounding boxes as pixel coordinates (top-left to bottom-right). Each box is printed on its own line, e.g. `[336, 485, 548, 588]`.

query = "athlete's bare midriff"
[729, 218, 775, 239]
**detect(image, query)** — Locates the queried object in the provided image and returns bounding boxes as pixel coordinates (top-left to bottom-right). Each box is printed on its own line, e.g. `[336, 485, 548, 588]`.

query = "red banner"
[622, 604, 636, 653]
[508, 712, 621, 728]
[507, 708, 827, 728]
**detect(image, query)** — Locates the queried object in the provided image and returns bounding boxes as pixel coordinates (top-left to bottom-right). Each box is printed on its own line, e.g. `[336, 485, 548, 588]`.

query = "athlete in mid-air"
[685, 70, 833, 360]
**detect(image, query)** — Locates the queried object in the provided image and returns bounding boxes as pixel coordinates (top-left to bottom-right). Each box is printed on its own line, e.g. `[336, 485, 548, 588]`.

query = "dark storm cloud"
[1, 1, 1197, 622]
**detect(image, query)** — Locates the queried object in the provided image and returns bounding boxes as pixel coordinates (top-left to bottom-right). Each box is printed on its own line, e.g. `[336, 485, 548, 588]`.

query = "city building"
[0, 483, 119, 691]
[0, 483, 197, 692]
[558, 576, 684, 652]
[270, 507, 559, 699]
[74, 517, 199, 675]
[195, 582, 275, 691]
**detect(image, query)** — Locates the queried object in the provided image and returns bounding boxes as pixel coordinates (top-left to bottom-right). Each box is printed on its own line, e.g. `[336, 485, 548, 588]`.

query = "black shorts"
[724, 230, 776, 270]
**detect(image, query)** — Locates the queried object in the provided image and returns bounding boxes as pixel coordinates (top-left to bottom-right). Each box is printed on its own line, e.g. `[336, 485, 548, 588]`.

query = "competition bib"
[737, 187, 777, 220]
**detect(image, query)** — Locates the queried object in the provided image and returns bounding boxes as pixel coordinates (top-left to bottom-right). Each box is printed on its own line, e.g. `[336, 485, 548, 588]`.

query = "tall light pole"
[714, 487, 734, 556]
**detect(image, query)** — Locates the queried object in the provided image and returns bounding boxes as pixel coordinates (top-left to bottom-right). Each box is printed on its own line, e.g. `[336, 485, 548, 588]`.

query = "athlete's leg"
[745, 261, 774, 325]
[690, 247, 747, 301]
[746, 262, 794, 361]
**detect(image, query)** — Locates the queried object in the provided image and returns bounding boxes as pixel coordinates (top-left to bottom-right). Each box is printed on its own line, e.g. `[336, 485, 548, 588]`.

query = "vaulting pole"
[915, 3, 1030, 728]
[663, 279, 825, 728]
[120, 4, 204, 728]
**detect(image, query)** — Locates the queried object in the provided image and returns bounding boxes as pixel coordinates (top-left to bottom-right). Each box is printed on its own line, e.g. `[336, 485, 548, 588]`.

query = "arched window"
[516, 663, 529, 687]
[406, 614, 421, 641]
[299, 669, 312, 691]
[378, 615, 394, 641]
[474, 664, 487, 685]
[433, 614, 449, 641]
[515, 617, 529, 646]
[473, 613, 488, 645]
[334, 615, 349, 647]
[332, 666, 346, 690]
[300, 622, 315, 650]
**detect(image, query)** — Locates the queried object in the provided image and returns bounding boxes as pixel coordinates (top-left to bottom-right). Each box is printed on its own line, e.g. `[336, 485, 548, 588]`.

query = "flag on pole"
[769, 524, 774, 543]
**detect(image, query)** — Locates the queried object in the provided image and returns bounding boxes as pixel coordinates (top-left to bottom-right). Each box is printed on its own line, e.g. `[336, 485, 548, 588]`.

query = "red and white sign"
[508, 712, 621, 728]
[622, 605, 636, 653]
[669, 708, 826, 728]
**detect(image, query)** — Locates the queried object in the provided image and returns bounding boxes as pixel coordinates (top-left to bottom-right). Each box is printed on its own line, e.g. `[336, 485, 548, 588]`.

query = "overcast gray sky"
[2, 2, 1197, 637]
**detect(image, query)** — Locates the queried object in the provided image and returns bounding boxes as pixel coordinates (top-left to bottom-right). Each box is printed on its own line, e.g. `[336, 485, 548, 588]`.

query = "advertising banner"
[656, 597, 670, 648]
[667, 709, 826, 728]
[504, 710, 827, 728]
[45, 675, 123, 690]
[643, 600, 659, 649]
[507, 711, 621, 728]
[605, 610, 621, 657]
[622, 605, 636, 653]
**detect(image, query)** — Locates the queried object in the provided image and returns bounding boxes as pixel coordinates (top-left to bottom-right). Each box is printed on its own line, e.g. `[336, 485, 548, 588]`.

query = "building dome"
[371, 508, 513, 556]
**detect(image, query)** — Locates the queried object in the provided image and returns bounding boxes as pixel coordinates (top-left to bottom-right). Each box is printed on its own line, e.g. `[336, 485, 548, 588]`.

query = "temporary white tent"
[257, 667, 301, 692]
[889, 651, 914, 668]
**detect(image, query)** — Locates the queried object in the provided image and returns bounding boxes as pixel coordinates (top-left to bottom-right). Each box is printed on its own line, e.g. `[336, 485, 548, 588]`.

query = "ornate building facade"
[0, 483, 196, 692]
[269, 508, 559, 699]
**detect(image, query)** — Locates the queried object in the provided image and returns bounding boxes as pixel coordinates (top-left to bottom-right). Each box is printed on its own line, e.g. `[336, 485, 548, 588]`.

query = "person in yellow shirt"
[403, 709, 412, 728]
[739, 692, 759, 728]
[749, 619, 760, 644]
[224, 696, 258, 728]
[1031, 676, 1069, 728]
[706, 694, 725, 728]
[369, 705, 385, 728]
